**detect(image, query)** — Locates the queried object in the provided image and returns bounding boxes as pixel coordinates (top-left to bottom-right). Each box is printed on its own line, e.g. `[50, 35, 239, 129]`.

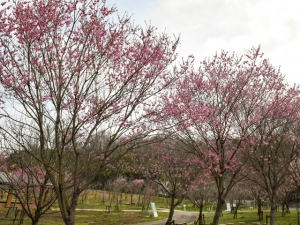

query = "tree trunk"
[142, 194, 146, 211]
[138, 194, 141, 207]
[130, 193, 133, 204]
[233, 202, 241, 219]
[212, 198, 225, 225]
[31, 219, 39, 225]
[115, 193, 120, 211]
[64, 209, 76, 225]
[58, 188, 81, 225]
[233, 207, 238, 219]
[197, 204, 204, 225]
[270, 205, 276, 225]
[32, 210, 41, 225]
[167, 196, 176, 223]
[286, 203, 290, 214]
[101, 192, 105, 205]
[120, 192, 123, 205]
[230, 200, 234, 213]
[269, 191, 277, 225]
[257, 202, 263, 221]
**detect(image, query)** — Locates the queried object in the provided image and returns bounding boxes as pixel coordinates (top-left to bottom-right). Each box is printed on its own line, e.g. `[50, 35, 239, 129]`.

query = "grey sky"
[107, 0, 300, 85]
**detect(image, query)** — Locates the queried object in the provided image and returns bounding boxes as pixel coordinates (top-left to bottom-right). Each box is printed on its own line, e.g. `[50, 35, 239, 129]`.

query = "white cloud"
[108, 0, 300, 84]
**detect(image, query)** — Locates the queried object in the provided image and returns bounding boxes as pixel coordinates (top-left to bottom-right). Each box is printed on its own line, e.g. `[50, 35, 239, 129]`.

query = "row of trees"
[151, 48, 300, 225]
[1, 133, 300, 225]
[123, 132, 300, 225]
[0, 0, 300, 225]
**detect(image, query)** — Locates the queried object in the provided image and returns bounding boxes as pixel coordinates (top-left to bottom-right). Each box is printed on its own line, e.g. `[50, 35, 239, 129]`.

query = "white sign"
[150, 202, 158, 217]
[225, 203, 231, 212]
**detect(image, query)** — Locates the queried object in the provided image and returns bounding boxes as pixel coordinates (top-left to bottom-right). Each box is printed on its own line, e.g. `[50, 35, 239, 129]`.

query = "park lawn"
[3, 208, 300, 225]
[2, 206, 300, 225]
[0, 190, 171, 225]
[0, 208, 169, 225]
[2, 190, 300, 225]
[202, 209, 300, 225]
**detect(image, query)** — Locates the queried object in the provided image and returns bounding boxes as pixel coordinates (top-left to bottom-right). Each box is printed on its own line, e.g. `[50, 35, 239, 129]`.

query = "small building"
[0, 172, 22, 209]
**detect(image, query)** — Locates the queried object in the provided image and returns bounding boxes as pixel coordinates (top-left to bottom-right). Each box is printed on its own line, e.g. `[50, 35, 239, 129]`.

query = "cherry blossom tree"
[187, 180, 215, 225]
[276, 183, 293, 217]
[245, 114, 300, 225]
[289, 156, 300, 189]
[156, 46, 298, 225]
[249, 185, 268, 221]
[226, 182, 252, 219]
[0, 0, 179, 224]
[140, 181, 156, 211]
[103, 176, 127, 212]
[126, 179, 145, 205]
[286, 156, 300, 209]
[132, 139, 199, 223]
[0, 148, 56, 225]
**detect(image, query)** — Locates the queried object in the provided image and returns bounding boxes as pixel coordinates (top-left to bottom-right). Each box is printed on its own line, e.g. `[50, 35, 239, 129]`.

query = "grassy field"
[0, 208, 169, 225]
[1, 190, 300, 224]
[2, 207, 300, 225]
[0, 189, 170, 225]
[202, 210, 300, 225]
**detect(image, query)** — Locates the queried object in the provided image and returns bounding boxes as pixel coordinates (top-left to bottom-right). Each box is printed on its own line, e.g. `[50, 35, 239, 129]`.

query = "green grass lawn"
[0, 208, 169, 225]
[2, 190, 300, 225]
[202, 209, 300, 225]
[2, 207, 300, 225]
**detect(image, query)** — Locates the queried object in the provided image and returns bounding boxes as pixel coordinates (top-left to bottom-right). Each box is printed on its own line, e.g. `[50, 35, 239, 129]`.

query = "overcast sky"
[107, 0, 300, 85]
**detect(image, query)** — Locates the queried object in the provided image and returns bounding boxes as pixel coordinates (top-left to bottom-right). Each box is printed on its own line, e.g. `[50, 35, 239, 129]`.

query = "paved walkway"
[72, 208, 198, 225]
[134, 210, 198, 225]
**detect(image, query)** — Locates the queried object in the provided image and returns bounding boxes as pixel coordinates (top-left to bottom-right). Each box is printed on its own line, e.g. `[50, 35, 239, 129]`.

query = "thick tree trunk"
[32, 211, 41, 225]
[58, 188, 81, 225]
[270, 205, 276, 225]
[65, 208, 76, 225]
[32, 219, 39, 225]
[212, 198, 225, 225]
[269, 191, 277, 225]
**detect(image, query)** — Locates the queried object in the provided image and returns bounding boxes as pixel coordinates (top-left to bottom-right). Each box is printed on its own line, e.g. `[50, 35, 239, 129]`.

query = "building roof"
[0, 172, 10, 185]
